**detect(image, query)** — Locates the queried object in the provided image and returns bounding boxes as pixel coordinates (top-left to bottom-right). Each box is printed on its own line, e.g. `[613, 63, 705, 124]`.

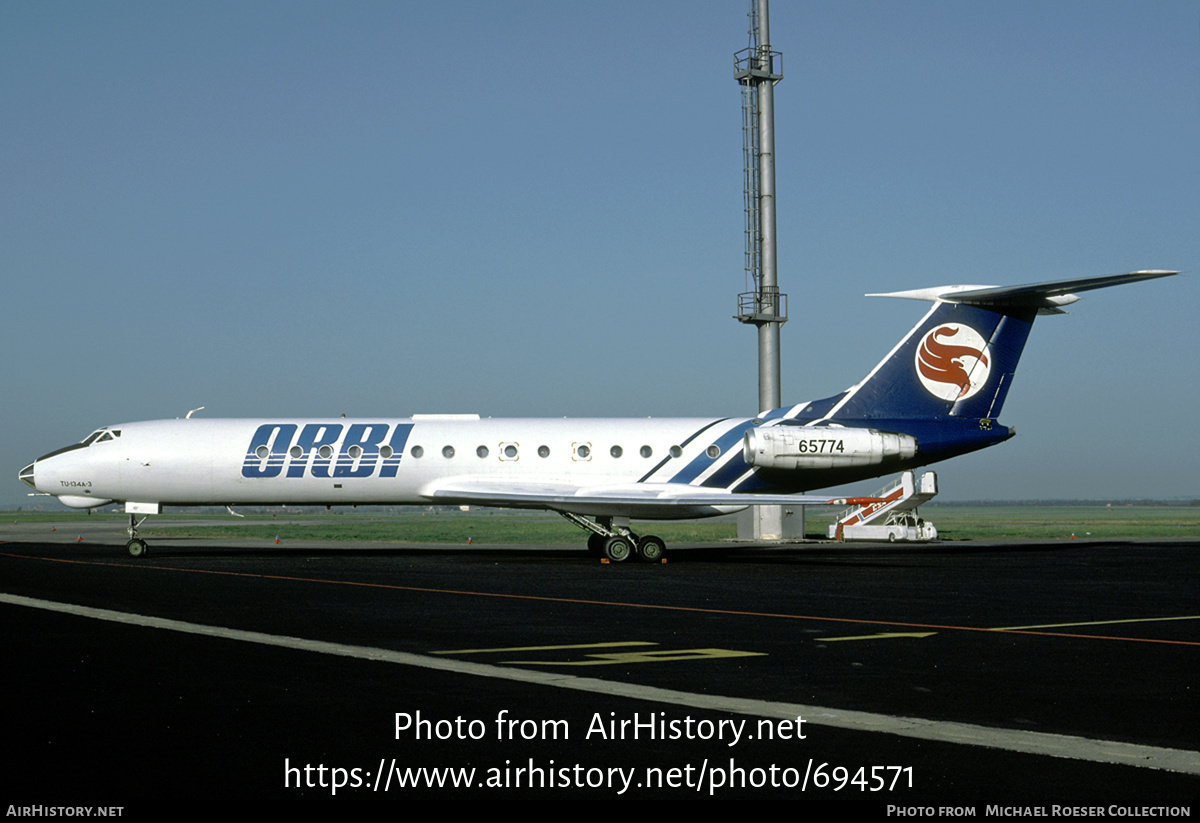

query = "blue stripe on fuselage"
[669, 419, 756, 485]
[637, 418, 730, 483]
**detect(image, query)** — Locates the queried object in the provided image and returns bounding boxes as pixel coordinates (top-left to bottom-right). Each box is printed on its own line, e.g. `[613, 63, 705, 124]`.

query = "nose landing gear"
[126, 514, 150, 557]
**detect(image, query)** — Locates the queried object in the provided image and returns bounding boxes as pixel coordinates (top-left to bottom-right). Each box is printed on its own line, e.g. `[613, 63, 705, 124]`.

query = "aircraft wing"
[421, 478, 853, 517]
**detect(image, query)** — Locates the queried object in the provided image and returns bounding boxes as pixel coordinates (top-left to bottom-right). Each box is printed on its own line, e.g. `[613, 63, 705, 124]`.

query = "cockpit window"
[81, 428, 120, 446]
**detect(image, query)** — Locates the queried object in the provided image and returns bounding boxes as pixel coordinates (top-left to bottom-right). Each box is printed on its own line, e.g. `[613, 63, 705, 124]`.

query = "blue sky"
[3, 1, 1197, 505]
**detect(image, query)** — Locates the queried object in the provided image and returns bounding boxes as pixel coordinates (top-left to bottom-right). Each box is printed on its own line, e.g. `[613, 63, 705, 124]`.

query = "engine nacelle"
[743, 427, 917, 471]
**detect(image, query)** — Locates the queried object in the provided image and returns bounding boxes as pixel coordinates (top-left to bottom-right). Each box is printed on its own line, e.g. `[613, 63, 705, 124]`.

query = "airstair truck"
[828, 471, 938, 542]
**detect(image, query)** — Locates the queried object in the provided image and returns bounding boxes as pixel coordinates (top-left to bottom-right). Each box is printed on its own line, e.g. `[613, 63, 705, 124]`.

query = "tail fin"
[813, 270, 1177, 422]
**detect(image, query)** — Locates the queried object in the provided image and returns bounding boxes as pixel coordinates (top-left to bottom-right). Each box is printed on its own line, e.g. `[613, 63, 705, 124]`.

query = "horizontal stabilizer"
[869, 270, 1178, 314]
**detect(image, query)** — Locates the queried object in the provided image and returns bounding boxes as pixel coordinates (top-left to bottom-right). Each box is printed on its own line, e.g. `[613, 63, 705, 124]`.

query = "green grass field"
[918, 504, 1199, 540]
[6, 504, 1197, 542]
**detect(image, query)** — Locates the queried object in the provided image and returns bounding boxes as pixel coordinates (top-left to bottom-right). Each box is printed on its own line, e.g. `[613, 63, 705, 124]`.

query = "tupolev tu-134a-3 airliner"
[20, 271, 1178, 560]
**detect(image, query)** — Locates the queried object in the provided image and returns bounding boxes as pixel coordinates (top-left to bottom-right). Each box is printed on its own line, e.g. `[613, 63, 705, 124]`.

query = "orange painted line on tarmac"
[4, 550, 1199, 648]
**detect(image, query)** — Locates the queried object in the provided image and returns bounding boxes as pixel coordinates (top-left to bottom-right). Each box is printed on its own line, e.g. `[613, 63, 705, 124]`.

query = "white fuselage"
[29, 414, 768, 511]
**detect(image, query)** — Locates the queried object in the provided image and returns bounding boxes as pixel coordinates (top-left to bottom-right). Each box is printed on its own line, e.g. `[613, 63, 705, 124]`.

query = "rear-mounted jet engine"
[743, 427, 917, 471]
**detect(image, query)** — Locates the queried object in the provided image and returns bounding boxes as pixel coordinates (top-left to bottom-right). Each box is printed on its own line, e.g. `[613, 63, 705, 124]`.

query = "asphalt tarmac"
[2, 519, 1197, 814]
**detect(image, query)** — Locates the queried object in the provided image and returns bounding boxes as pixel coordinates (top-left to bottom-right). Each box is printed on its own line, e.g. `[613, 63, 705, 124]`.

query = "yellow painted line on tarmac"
[817, 632, 937, 642]
[433, 641, 654, 655]
[991, 615, 1200, 631]
[509, 648, 766, 666]
[436, 642, 764, 666]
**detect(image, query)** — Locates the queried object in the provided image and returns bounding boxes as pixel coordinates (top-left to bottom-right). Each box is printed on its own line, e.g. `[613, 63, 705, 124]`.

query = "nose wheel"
[126, 515, 150, 558]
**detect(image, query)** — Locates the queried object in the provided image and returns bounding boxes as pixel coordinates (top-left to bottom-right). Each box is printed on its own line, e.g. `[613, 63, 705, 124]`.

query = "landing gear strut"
[563, 513, 667, 563]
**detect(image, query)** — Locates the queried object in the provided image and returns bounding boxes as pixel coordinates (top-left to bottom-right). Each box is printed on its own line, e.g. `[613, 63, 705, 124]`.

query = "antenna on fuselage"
[185, 406, 205, 419]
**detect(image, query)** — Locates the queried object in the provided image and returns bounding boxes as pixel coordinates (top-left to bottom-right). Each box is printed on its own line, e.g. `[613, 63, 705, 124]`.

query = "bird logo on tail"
[915, 324, 992, 401]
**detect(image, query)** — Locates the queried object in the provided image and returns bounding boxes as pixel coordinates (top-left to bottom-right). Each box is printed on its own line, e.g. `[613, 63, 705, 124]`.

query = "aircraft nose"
[19, 461, 36, 489]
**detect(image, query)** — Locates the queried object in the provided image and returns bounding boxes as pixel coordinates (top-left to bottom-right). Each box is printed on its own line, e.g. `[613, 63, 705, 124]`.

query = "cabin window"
[476, 445, 489, 458]
[318, 445, 334, 459]
[411, 446, 424, 458]
[610, 445, 622, 458]
[537, 445, 550, 458]
[706, 445, 720, 458]
[574, 444, 591, 460]
[503, 444, 518, 459]
[255, 445, 270, 460]
[379, 445, 393, 459]
[640, 445, 652, 458]
[669, 445, 683, 458]
[348, 445, 363, 459]
[442, 445, 455, 459]
[290, 446, 303, 459]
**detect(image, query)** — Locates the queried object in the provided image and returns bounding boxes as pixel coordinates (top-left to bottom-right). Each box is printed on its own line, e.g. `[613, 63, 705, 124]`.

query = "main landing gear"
[561, 513, 667, 563]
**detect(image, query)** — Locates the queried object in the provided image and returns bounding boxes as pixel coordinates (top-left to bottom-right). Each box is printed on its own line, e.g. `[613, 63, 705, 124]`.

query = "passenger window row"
[405, 443, 718, 460]
[252, 442, 720, 462]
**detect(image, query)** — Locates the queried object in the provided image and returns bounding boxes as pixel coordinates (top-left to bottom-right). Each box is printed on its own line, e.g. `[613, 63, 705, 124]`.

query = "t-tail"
[801, 270, 1177, 424]
[744, 271, 1178, 490]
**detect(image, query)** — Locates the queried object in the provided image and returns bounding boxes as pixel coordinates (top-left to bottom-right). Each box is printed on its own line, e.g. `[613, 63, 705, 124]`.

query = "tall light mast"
[735, 0, 802, 541]
[734, 0, 786, 412]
